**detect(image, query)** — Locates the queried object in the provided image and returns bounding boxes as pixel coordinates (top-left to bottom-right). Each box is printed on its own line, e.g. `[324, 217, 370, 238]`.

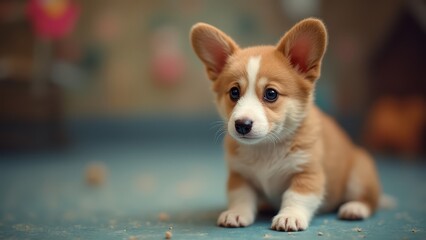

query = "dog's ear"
[276, 18, 328, 81]
[190, 23, 239, 81]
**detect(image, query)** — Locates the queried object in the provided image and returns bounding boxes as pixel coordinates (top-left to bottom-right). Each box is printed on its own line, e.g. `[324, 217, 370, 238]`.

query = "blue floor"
[0, 127, 425, 240]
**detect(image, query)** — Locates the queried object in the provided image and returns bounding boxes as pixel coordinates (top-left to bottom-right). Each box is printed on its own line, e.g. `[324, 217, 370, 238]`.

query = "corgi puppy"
[190, 18, 381, 231]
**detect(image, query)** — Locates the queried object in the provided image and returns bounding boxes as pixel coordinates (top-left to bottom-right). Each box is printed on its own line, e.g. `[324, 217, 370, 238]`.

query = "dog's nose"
[235, 119, 253, 135]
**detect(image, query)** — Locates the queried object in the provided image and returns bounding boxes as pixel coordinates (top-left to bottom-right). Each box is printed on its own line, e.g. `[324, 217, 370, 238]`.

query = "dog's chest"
[228, 145, 309, 206]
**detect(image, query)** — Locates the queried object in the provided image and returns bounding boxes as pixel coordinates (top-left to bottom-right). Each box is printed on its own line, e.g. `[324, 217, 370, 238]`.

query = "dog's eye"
[229, 87, 240, 101]
[264, 88, 278, 102]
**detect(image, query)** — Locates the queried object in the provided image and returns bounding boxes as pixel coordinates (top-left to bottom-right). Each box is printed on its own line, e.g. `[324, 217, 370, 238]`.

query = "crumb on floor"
[165, 230, 172, 239]
[263, 233, 272, 238]
[318, 231, 324, 236]
[352, 227, 363, 232]
[13, 224, 32, 232]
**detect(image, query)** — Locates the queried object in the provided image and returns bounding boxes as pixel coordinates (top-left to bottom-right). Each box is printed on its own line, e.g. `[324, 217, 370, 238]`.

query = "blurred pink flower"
[27, 0, 79, 39]
[150, 26, 186, 86]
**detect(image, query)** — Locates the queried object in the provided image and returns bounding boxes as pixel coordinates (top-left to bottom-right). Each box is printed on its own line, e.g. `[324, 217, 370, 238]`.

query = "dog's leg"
[271, 169, 325, 231]
[217, 170, 257, 227]
[338, 149, 380, 220]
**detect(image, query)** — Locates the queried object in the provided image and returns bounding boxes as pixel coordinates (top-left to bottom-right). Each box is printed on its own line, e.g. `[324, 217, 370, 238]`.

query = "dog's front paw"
[338, 201, 371, 220]
[271, 208, 309, 232]
[217, 209, 254, 227]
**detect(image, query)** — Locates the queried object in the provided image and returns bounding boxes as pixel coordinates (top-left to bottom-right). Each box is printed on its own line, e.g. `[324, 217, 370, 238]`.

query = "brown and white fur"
[190, 18, 381, 231]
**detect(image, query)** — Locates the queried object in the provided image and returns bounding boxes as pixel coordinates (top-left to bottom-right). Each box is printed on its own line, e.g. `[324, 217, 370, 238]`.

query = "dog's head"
[190, 18, 327, 145]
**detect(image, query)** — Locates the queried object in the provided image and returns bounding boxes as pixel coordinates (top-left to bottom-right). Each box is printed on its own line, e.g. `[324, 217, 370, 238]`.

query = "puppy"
[190, 18, 381, 231]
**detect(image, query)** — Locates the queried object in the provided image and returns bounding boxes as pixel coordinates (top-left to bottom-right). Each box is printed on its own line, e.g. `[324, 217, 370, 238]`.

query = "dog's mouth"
[238, 136, 260, 141]
[238, 134, 261, 139]
[230, 131, 267, 145]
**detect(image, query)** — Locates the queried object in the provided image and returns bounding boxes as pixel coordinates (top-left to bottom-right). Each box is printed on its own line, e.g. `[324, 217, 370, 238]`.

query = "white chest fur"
[227, 143, 310, 207]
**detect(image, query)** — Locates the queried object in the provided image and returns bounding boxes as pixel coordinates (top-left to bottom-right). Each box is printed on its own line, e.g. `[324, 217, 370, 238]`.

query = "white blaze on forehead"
[238, 55, 262, 111]
[229, 55, 269, 143]
[246, 56, 261, 89]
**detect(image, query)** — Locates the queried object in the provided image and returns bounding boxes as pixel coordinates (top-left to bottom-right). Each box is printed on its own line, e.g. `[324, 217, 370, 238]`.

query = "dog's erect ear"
[276, 18, 328, 81]
[190, 23, 239, 81]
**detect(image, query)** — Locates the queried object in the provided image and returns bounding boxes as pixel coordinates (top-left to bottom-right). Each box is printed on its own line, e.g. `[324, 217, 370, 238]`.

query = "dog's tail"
[379, 194, 397, 209]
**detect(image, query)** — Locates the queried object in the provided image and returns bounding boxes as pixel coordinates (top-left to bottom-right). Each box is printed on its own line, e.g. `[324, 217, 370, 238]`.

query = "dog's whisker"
[214, 127, 227, 143]
[210, 120, 227, 143]
[209, 121, 226, 130]
[270, 132, 281, 146]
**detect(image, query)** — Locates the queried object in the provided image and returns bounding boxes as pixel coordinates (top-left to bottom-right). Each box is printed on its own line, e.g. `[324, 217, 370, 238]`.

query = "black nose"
[235, 119, 253, 135]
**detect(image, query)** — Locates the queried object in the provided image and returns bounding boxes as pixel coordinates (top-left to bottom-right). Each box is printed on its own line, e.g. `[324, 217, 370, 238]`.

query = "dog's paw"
[271, 208, 309, 232]
[217, 209, 254, 227]
[338, 201, 371, 220]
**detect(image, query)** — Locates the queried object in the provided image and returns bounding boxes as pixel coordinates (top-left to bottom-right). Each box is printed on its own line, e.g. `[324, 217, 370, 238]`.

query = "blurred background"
[0, 1, 425, 239]
[0, 0, 425, 156]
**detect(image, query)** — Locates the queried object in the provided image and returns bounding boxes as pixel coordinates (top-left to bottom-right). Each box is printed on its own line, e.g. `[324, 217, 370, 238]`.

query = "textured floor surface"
[0, 130, 425, 240]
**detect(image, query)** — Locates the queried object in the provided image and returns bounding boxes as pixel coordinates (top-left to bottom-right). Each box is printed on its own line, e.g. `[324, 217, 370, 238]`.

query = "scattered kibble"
[85, 162, 107, 186]
[318, 231, 324, 236]
[263, 233, 272, 238]
[165, 230, 172, 239]
[13, 224, 32, 232]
